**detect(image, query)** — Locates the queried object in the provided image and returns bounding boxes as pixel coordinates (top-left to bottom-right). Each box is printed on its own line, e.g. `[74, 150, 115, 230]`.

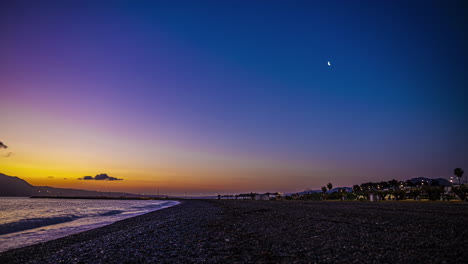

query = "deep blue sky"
[1, 0, 467, 193]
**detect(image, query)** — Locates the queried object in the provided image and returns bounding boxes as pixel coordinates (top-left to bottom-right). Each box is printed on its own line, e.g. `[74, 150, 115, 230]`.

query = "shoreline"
[0, 199, 180, 253]
[1, 200, 467, 263]
[29, 196, 174, 200]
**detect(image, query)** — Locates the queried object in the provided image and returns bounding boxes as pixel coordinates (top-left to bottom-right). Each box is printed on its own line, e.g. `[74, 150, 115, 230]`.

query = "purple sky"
[1, 0, 467, 195]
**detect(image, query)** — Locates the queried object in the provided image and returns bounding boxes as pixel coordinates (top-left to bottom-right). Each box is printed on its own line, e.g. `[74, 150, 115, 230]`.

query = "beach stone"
[0, 200, 467, 263]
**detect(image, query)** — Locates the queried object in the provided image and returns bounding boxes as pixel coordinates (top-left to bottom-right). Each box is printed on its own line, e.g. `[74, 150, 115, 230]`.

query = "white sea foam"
[0, 197, 178, 252]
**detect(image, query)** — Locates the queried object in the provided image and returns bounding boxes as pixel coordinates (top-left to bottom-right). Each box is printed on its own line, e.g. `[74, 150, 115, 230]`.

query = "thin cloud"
[0, 141, 11, 157]
[78, 173, 123, 181]
[0, 141, 7, 149]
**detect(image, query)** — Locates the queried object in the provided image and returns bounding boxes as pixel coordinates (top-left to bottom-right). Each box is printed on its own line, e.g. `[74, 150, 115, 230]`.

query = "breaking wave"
[0, 216, 79, 235]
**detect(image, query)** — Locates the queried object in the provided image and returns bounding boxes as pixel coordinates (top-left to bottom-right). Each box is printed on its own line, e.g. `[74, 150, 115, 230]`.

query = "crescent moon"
[327, 61, 331, 66]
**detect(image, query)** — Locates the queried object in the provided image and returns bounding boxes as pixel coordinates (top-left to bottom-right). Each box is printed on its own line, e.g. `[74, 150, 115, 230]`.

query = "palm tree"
[454, 168, 464, 185]
[327, 182, 333, 191]
[321, 186, 327, 194]
[321, 186, 327, 200]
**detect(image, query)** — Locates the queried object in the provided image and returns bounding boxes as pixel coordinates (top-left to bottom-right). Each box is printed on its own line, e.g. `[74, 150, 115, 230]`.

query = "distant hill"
[409, 177, 452, 187]
[0, 173, 141, 197]
[0, 173, 37, 196]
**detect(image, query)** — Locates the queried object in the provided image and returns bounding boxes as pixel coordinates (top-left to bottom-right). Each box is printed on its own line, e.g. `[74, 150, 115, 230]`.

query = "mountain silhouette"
[409, 177, 452, 187]
[0, 173, 139, 197]
[0, 173, 37, 196]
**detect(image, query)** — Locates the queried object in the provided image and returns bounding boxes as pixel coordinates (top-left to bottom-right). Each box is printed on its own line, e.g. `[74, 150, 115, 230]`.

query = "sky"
[1, 0, 467, 195]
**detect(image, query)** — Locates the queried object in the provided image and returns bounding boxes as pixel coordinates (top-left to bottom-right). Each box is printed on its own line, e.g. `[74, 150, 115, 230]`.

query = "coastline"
[29, 196, 174, 200]
[1, 200, 467, 263]
[0, 198, 180, 253]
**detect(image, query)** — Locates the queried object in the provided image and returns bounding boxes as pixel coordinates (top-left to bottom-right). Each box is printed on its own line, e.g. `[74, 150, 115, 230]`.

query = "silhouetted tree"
[377, 190, 387, 200]
[409, 189, 421, 200]
[405, 180, 415, 187]
[321, 186, 327, 200]
[360, 182, 375, 191]
[321, 186, 327, 194]
[389, 179, 399, 189]
[424, 186, 444, 201]
[379, 181, 390, 189]
[452, 185, 467, 201]
[454, 168, 464, 185]
[393, 190, 406, 200]
[327, 182, 333, 191]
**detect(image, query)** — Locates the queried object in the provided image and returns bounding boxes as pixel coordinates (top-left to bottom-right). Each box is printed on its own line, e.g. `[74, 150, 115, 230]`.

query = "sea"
[0, 197, 179, 252]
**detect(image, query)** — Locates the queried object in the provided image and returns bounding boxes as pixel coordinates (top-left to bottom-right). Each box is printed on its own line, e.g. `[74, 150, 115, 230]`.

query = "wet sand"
[1, 200, 467, 263]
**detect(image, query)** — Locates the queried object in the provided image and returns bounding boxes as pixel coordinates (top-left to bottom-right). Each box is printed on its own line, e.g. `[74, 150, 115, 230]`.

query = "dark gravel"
[0, 200, 467, 263]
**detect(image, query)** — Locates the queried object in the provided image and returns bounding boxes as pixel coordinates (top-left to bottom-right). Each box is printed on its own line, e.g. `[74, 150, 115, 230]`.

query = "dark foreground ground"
[0, 200, 467, 263]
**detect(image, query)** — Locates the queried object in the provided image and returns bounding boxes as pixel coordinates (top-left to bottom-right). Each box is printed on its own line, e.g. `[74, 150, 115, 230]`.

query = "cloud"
[1, 142, 12, 157]
[0, 141, 7, 149]
[78, 173, 123, 181]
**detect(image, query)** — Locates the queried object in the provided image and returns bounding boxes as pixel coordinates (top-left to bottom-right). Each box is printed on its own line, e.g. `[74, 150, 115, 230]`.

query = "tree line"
[287, 168, 466, 201]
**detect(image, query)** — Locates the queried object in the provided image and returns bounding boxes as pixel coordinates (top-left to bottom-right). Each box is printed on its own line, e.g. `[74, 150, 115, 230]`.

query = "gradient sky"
[1, 0, 467, 195]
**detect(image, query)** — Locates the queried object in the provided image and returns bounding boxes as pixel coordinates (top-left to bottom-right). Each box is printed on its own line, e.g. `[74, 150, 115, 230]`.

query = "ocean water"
[0, 197, 179, 252]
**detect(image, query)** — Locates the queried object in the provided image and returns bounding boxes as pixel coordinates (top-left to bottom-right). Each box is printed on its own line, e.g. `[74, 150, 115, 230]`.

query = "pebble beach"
[0, 200, 467, 263]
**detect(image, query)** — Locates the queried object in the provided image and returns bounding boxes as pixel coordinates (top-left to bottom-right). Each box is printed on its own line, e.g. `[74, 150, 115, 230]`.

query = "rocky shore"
[1, 200, 467, 263]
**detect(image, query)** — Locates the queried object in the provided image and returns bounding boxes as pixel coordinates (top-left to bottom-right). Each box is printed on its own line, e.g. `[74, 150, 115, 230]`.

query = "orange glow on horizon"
[0, 104, 340, 195]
